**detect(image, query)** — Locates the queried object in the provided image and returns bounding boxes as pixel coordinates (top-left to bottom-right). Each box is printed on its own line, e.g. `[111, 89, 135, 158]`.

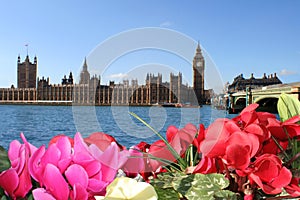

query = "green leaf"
[0, 146, 10, 172]
[214, 190, 238, 200]
[150, 172, 181, 189]
[277, 93, 300, 122]
[151, 172, 237, 200]
[26, 193, 34, 200]
[0, 187, 4, 198]
[154, 187, 180, 200]
[172, 173, 237, 200]
[151, 173, 182, 199]
[0, 194, 9, 200]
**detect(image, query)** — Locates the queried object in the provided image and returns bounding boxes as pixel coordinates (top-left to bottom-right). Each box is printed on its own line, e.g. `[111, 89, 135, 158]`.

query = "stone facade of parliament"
[0, 45, 211, 105]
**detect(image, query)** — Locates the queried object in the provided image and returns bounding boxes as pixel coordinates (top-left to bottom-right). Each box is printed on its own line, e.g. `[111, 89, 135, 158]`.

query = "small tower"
[17, 55, 37, 88]
[192, 42, 205, 105]
[79, 57, 90, 84]
[68, 72, 74, 84]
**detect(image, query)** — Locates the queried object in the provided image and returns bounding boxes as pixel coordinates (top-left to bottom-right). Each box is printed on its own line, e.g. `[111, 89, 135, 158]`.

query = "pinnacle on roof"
[83, 57, 88, 71]
[196, 41, 201, 52]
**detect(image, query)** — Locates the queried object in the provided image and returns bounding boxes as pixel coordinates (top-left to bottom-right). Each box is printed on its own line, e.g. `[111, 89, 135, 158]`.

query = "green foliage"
[129, 112, 188, 170]
[154, 187, 180, 200]
[277, 93, 300, 169]
[0, 146, 10, 172]
[151, 172, 237, 200]
[277, 93, 300, 122]
[0, 187, 5, 199]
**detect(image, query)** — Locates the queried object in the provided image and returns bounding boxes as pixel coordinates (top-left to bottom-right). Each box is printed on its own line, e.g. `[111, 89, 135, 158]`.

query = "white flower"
[95, 177, 158, 200]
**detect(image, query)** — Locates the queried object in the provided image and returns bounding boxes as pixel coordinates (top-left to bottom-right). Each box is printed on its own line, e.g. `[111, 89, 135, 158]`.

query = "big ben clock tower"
[193, 42, 205, 105]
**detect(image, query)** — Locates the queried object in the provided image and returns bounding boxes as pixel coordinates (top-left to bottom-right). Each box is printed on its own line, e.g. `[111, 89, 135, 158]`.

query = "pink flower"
[166, 123, 197, 157]
[32, 164, 70, 200]
[147, 140, 176, 171]
[84, 132, 126, 151]
[30, 132, 127, 199]
[29, 135, 72, 185]
[65, 164, 89, 200]
[0, 133, 34, 199]
[70, 133, 110, 196]
[121, 146, 144, 177]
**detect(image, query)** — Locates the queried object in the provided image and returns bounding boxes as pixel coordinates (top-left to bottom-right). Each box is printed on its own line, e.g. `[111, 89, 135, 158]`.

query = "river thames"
[0, 105, 235, 150]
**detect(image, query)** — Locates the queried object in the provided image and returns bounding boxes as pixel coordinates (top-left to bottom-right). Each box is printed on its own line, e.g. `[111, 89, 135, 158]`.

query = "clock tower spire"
[193, 42, 205, 105]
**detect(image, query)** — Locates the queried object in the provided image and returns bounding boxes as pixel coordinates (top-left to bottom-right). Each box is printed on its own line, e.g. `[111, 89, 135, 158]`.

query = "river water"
[0, 105, 235, 150]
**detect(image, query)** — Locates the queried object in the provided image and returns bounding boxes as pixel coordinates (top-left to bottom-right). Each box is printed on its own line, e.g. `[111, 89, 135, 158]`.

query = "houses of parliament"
[0, 44, 211, 106]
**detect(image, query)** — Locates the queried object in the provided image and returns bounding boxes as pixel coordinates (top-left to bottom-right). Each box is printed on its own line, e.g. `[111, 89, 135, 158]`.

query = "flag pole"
[25, 44, 29, 56]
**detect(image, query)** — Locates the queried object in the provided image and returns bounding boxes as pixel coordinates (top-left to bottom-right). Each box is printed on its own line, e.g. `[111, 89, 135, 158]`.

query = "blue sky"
[0, 1, 299, 93]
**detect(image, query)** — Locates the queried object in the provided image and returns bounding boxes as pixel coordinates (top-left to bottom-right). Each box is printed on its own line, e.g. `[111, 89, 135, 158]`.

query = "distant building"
[193, 43, 205, 104]
[228, 73, 282, 93]
[62, 72, 74, 85]
[0, 45, 211, 105]
[79, 57, 90, 85]
[17, 55, 37, 88]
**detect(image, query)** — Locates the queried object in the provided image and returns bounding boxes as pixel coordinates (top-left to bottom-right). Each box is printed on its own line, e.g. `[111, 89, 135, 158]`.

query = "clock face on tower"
[196, 61, 201, 67]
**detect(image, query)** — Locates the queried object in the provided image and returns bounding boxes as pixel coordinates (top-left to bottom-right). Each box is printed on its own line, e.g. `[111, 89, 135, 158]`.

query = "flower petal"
[14, 161, 32, 198]
[104, 177, 157, 200]
[20, 132, 37, 155]
[41, 144, 61, 167]
[200, 119, 229, 157]
[166, 126, 178, 142]
[122, 147, 144, 176]
[29, 145, 46, 183]
[84, 132, 125, 151]
[65, 164, 89, 189]
[0, 169, 19, 198]
[43, 164, 69, 200]
[32, 188, 56, 200]
[8, 140, 21, 166]
[88, 178, 108, 195]
[71, 183, 89, 200]
[270, 166, 292, 189]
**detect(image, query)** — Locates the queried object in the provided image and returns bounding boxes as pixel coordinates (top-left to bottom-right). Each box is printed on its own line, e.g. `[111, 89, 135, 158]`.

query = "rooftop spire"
[196, 41, 201, 52]
[83, 57, 88, 71]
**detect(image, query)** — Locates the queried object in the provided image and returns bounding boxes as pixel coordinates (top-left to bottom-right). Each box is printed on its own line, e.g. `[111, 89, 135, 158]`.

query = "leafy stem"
[129, 112, 187, 169]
